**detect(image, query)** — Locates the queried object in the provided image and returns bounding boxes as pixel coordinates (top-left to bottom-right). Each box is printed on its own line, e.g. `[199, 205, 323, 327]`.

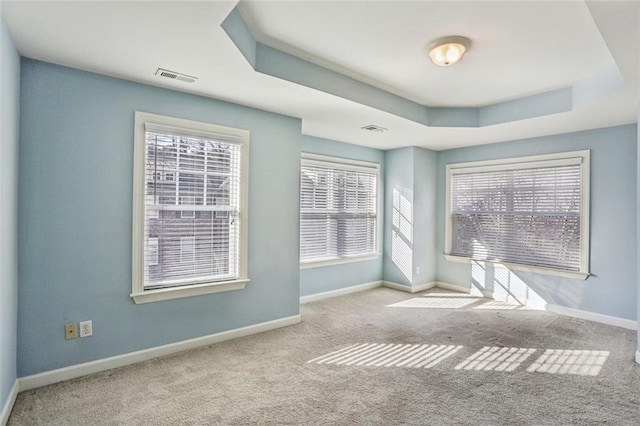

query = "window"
[300, 154, 380, 266]
[148, 237, 159, 266]
[180, 236, 195, 263]
[146, 189, 160, 219]
[180, 196, 196, 219]
[131, 112, 249, 304]
[445, 150, 590, 279]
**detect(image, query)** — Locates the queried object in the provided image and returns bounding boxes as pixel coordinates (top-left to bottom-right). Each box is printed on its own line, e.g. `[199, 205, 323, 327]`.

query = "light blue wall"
[300, 136, 384, 296]
[383, 147, 438, 288]
[6, 45, 639, 385]
[0, 15, 20, 412]
[436, 125, 638, 320]
[17, 59, 302, 377]
[412, 147, 438, 285]
[383, 147, 415, 287]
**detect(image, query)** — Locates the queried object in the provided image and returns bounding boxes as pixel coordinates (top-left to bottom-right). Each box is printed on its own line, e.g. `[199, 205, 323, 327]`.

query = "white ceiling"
[1, 0, 638, 151]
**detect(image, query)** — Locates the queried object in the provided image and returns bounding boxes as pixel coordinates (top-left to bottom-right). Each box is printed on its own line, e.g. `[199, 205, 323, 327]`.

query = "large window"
[300, 154, 380, 266]
[445, 151, 590, 279]
[131, 112, 249, 303]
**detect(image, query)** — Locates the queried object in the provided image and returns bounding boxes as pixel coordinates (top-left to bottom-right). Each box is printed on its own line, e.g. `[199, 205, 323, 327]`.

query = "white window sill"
[130, 279, 249, 304]
[300, 253, 381, 270]
[443, 254, 589, 280]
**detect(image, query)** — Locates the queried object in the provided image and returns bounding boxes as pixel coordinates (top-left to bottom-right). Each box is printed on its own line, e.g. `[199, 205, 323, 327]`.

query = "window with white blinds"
[445, 151, 590, 278]
[132, 112, 249, 303]
[300, 155, 379, 264]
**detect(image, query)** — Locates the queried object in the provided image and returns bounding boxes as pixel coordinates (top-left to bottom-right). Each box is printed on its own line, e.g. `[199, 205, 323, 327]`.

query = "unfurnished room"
[1, 0, 639, 424]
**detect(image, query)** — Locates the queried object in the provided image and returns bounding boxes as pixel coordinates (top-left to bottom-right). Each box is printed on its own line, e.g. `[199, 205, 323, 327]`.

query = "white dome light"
[428, 36, 471, 67]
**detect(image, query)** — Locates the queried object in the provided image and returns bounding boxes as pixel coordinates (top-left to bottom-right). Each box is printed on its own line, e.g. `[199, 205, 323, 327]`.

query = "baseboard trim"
[382, 281, 436, 293]
[435, 281, 636, 330]
[434, 281, 470, 293]
[545, 304, 637, 331]
[18, 314, 301, 392]
[300, 281, 383, 304]
[635, 350, 640, 364]
[300, 279, 439, 302]
[413, 281, 437, 292]
[382, 281, 412, 292]
[1, 380, 18, 426]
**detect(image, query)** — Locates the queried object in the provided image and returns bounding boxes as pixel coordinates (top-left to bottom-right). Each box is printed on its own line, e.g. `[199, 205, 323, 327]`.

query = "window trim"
[444, 150, 590, 280]
[300, 153, 382, 268]
[299, 253, 382, 269]
[131, 111, 250, 304]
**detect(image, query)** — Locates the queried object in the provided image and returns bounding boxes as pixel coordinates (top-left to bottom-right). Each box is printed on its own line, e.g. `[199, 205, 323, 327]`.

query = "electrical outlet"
[65, 323, 78, 340]
[79, 320, 93, 338]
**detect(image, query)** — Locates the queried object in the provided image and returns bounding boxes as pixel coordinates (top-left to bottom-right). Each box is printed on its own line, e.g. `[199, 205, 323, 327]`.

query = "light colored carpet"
[9, 288, 640, 425]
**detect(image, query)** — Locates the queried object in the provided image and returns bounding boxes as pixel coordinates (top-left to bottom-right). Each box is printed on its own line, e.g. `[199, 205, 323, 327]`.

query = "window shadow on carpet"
[309, 344, 610, 377]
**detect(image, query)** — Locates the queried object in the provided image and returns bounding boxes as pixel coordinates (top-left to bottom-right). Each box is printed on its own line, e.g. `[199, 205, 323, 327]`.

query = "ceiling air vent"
[361, 124, 388, 133]
[155, 68, 198, 84]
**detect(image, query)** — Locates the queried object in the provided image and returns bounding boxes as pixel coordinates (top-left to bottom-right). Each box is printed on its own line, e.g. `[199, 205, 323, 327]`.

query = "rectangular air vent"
[361, 124, 388, 133]
[155, 68, 198, 84]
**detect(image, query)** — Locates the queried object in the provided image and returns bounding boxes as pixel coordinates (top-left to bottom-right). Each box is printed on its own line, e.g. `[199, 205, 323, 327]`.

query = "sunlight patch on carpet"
[526, 349, 609, 376]
[472, 300, 523, 310]
[386, 297, 481, 309]
[454, 346, 536, 372]
[308, 343, 463, 368]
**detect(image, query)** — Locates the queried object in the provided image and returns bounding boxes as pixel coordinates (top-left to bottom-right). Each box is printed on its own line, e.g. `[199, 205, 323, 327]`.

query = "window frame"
[300, 153, 382, 269]
[131, 111, 250, 304]
[444, 150, 590, 280]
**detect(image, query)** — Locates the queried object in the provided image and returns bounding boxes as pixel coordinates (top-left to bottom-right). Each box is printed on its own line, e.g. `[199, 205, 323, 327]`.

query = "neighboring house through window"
[131, 112, 249, 303]
[180, 196, 196, 219]
[445, 150, 590, 279]
[180, 236, 195, 263]
[148, 237, 159, 266]
[300, 154, 380, 266]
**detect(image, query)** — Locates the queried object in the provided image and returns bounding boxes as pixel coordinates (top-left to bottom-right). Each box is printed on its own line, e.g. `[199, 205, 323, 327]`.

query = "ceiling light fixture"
[428, 36, 470, 67]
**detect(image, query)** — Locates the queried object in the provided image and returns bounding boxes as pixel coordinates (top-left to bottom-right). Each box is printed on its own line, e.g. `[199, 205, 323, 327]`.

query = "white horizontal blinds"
[450, 160, 582, 271]
[335, 169, 377, 256]
[144, 127, 241, 289]
[300, 165, 335, 260]
[300, 158, 377, 262]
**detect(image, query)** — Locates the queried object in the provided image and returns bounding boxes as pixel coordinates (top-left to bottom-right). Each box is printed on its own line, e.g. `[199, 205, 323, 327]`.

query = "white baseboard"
[300, 281, 382, 304]
[382, 280, 412, 292]
[18, 314, 301, 392]
[382, 281, 436, 293]
[434, 281, 470, 294]
[1, 380, 18, 426]
[300, 280, 437, 302]
[545, 304, 637, 331]
[413, 281, 437, 292]
[636, 350, 640, 364]
[435, 281, 636, 330]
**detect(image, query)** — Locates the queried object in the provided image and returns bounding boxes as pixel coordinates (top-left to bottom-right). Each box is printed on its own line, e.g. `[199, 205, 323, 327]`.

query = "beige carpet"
[9, 288, 640, 425]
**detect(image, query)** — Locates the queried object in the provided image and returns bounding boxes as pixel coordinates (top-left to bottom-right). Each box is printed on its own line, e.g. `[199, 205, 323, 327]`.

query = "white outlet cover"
[79, 320, 93, 338]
